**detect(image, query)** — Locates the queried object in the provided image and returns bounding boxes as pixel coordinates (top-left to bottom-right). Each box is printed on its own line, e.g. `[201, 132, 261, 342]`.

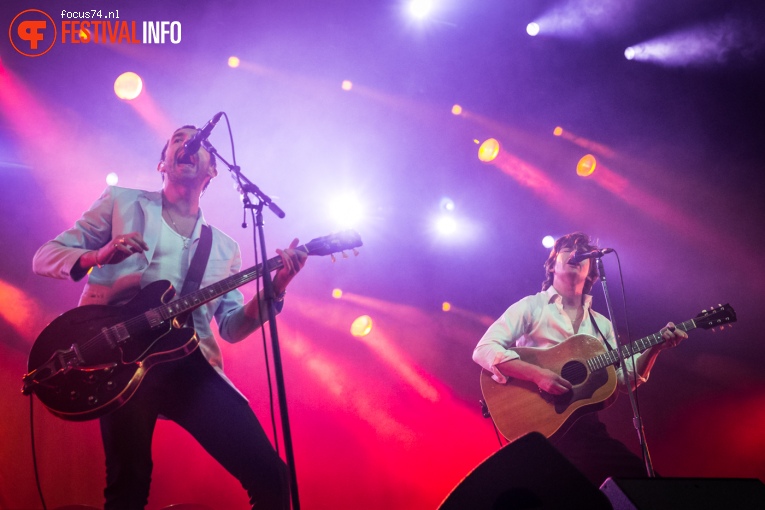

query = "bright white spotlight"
[106, 172, 119, 186]
[408, 0, 434, 20]
[624, 47, 636, 60]
[435, 215, 458, 236]
[439, 197, 455, 212]
[627, 18, 760, 67]
[542, 235, 555, 249]
[526, 22, 540, 36]
[328, 193, 365, 229]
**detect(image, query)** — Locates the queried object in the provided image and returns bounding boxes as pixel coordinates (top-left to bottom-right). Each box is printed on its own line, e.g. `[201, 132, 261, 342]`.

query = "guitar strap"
[589, 310, 620, 368]
[178, 224, 213, 327]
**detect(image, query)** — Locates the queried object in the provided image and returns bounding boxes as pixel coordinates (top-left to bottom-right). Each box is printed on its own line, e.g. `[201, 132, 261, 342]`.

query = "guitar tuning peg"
[352, 248, 359, 256]
[341, 251, 348, 259]
[330, 254, 336, 263]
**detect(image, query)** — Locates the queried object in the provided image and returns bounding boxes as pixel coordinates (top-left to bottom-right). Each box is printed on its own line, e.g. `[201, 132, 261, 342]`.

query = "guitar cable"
[480, 399, 506, 448]
[491, 420, 505, 448]
[29, 394, 49, 510]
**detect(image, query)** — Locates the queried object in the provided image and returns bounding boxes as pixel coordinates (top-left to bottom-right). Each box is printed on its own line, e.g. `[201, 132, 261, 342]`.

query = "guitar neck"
[156, 245, 307, 321]
[590, 318, 697, 371]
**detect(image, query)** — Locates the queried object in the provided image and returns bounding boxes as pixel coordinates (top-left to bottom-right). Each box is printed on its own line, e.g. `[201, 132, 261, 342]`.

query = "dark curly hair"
[541, 232, 601, 295]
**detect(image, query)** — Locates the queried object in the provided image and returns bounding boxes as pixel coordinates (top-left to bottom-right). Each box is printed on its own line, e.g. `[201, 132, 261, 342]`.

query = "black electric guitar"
[480, 304, 736, 442]
[23, 230, 362, 421]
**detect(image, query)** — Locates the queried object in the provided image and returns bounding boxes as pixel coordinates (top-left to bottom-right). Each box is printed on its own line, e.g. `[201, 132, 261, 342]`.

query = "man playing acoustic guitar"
[32, 125, 307, 509]
[473, 232, 687, 486]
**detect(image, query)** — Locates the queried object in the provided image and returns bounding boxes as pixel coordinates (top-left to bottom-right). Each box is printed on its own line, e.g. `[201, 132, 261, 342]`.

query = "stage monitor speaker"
[601, 477, 765, 510]
[438, 432, 612, 510]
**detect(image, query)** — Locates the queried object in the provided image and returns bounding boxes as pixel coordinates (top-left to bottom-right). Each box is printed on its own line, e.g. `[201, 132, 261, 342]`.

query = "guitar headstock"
[306, 230, 363, 257]
[695, 304, 736, 330]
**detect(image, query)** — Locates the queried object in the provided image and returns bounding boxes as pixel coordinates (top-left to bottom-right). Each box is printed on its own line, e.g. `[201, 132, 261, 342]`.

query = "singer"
[473, 232, 687, 486]
[32, 124, 306, 509]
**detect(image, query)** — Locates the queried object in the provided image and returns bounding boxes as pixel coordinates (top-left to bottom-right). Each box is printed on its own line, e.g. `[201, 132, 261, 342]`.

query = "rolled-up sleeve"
[473, 298, 533, 384]
[214, 245, 284, 343]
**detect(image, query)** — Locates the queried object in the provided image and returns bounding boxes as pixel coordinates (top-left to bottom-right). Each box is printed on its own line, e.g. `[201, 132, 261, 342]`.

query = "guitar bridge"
[21, 344, 85, 394]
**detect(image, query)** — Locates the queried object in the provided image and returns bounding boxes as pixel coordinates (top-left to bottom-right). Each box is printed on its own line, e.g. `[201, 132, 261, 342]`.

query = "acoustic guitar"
[480, 304, 736, 442]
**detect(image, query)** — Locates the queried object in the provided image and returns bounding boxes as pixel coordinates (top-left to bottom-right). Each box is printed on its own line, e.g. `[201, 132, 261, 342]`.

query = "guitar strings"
[75, 260, 281, 359]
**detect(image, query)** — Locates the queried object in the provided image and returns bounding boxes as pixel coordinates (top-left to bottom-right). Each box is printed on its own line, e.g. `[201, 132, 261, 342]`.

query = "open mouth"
[176, 148, 195, 165]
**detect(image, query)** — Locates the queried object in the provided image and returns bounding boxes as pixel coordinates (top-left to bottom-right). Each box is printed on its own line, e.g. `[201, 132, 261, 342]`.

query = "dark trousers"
[553, 414, 649, 487]
[99, 351, 289, 509]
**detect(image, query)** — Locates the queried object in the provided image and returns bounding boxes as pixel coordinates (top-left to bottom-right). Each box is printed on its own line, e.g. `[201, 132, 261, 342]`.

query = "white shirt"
[140, 217, 193, 292]
[473, 287, 646, 387]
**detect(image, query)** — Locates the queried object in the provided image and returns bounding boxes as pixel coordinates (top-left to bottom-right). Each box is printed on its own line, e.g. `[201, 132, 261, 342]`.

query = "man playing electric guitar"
[473, 232, 687, 487]
[32, 124, 306, 509]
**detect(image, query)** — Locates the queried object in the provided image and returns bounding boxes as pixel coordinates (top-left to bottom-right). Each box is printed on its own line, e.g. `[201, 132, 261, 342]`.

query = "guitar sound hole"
[561, 361, 587, 385]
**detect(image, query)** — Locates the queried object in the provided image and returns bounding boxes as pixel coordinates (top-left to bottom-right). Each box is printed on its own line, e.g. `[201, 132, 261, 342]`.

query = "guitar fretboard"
[587, 319, 696, 372]
[157, 248, 302, 321]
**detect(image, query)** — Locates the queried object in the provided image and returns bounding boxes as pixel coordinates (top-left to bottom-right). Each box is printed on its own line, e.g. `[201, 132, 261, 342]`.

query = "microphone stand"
[205, 141, 301, 509]
[596, 257, 655, 479]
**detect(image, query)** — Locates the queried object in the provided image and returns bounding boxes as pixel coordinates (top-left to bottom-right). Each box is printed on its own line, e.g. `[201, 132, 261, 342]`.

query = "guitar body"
[26, 280, 199, 421]
[24, 230, 364, 422]
[480, 334, 618, 442]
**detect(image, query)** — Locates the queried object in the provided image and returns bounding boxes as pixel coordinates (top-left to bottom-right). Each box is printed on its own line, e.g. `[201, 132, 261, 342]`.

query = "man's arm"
[33, 186, 119, 281]
[495, 358, 573, 395]
[473, 295, 571, 394]
[218, 238, 307, 343]
[621, 322, 688, 390]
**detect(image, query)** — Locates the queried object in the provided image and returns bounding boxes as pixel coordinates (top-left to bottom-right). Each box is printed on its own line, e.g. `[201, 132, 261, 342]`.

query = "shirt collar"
[544, 285, 593, 310]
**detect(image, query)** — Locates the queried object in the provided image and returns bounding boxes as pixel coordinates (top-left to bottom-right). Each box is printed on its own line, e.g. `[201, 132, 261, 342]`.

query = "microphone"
[183, 112, 224, 156]
[568, 248, 614, 264]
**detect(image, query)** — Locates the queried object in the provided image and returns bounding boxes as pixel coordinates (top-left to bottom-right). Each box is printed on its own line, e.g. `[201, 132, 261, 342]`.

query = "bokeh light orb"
[451, 104, 462, 115]
[439, 197, 455, 212]
[341, 80, 353, 91]
[228, 56, 240, 68]
[106, 172, 119, 186]
[577, 154, 597, 177]
[526, 22, 540, 36]
[332, 288, 343, 299]
[542, 235, 555, 249]
[442, 302, 452, 312]
[350, 315, 373, 337]
[114, 72, 143, 100]
[478, 138, 500, 162]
